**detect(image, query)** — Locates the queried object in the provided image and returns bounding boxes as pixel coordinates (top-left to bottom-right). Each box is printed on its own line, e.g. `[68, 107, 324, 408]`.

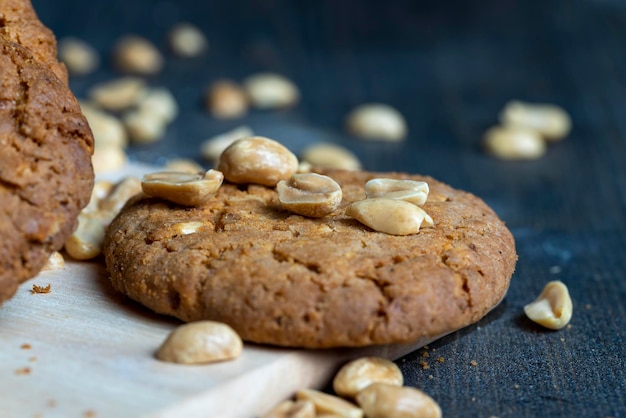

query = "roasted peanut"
[80, 102, 128, 149]
[136, 87, 179, 124]
[113, 35, 163, 75]
[300, 143, 362, 171]
[205, 79, 249, 119]
[483, 125, 546, 160]
[87, 77, 147, 112]
[500, 100, 571, 141]
[156, 321, 243, 364]
[345, 104, 407, 142]
[524, 280, 573, 330]
[57, 37, 100, 76]
[346, 198, 433, 235]
[165, 159, 205, 173]
[41, 251, 65, 271]
[277, 173, 342, 217]
[64, 214, 107, 260]
[200, 126, 254, 163]
[333, 357, 403, 399]
[217, 136, 298, 186]
[168, 22, 208, 58]
[262, 400, 315, 418]
[92, 146, 128, 175]
[141, 169, 223, 206]
[243, 73, 300, 109]
[295, 389, 363, 418]
[365, 179, 429, 207]
[355, 383, 442, 418]
[122, 110, 167, 144]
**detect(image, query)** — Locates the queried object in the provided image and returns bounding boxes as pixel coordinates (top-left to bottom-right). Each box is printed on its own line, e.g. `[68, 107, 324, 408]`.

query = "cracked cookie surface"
[0, 22, 94, 303]
[104, 169, 516, 348]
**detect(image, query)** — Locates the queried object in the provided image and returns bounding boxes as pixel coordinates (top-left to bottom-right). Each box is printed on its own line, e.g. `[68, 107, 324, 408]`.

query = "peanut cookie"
[0, 2, 94, 304]
[104, 170, 516, 348]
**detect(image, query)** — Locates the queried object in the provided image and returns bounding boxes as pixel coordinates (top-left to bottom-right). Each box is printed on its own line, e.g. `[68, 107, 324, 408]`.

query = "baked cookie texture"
[104, 169, 517, 348]
[0, 0, 94, 304]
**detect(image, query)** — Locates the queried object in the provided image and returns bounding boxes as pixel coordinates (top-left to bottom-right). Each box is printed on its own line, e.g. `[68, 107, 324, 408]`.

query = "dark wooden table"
[33, 0, 626, 416]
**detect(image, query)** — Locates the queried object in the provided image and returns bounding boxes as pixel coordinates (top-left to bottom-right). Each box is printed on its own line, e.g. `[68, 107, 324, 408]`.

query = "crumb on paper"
[470, 360, 478, 367]
[15, 367, 31, 375]
[420, 361, 430, 370]
[31, 284, 51, 294]
[20, 343, 31, 350]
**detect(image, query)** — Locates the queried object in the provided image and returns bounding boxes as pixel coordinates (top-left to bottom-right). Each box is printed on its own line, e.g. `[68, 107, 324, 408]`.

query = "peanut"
[113, 35, 163, 75]
[141, 169, 223, 206]
[346, 198, 433, 235]
[261, 400, 315, 418]
[500, 100, 571, 141]
[243, 73, 300, 109]
[57, 37, 99, 76]
[205, 79, 249, 119]
[300, 143, 362, 171]
[295, 389, 363, 418]
[276, 173, 342, 218]
[345, 104, 407, 141]
[364, 178, 429, 207]
[482, 125, 546, 160]
[168, 23, 208, 58]
[524, 280, 573, 330]
[200, 126, 254, 163]
[87, 77, 147, 112]
[333, 357, 403, 399]
[355, 383, 442, 418]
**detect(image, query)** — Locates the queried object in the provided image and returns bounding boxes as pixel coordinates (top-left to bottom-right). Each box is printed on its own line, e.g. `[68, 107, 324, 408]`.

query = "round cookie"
[0, 39, 94, 304]
[105, 170, 516, 348]
[105, 169, 516, 348]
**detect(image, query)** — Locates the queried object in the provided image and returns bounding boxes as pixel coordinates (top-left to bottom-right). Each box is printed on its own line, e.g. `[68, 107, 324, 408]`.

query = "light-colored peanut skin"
[217, 136, 298, 186]
[355, 383, 442, 418]
[277, 173, 342, 218]
[333, 357, 403, 399]
[346, 198, 433, 236]
[141, 170, 224, 207]
[156, 321, 243, 364]
[524, 280, 573, 330]
[295, 389, 363, 418]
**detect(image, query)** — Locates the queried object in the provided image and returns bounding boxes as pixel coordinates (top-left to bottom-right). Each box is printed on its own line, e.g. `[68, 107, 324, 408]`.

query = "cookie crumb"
[420, 361, 430, 370]
[29, 356, 37, 362]
[437, 357, 445, 363]
[15, 367, 31, 375]
[20, 343, 31, 350]
[84, 410, 97, 418]
[470, 360, 478, 367]
[514, 384, 520, 389]
[422, 351, 430, 358]
[428, 374, 434, 379]
[31, 284, 51, 294]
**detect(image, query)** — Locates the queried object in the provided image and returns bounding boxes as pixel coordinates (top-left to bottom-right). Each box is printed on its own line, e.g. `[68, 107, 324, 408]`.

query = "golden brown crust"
[104, 170, 517, 348]
[0, 2, 94, 304]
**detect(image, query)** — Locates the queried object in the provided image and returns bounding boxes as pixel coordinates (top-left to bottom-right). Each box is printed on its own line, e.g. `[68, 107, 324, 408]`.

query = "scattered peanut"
[295, 389, 363, 418]
[168, 22, 208, 58]
[524, 280, 573, 330]
[87, 77, 147, 112]
[355, 383, 442, 418]
[65, 177, 141, 260]
[345, 104, 407, 142]
[122, 110, 167, 144]
[80, 102, 128, 149]
[91, 146, 128, 175]
[200, 126, 254, 163]
[57, 37, 100, 76]
[165, 158, 205, 173]
[205, 79, 249, 119]
[365, 179, 429, 207]
[300, 143, 362, 171]
[333, 357, 403, 399]
[217, 136, 298, 186]
[41, 251, 65, 271]
[136, 87, 179, 124]
[482, 125, 546, 160]
[243, 73, 300, 109]
[141, 169, 224, 206]
[276, 173, 342, 218]
[113, 35, 163, 75]
[346, 198, 433, 235]
[156, 321, 243, 364]
[261, 400, 316, 418]
[500, 100, 571, 141]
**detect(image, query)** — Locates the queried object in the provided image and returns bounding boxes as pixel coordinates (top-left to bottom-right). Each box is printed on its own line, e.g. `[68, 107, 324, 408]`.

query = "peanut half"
[345, 103, 407, 142]
[355, 383, 442, 418]
[276, 173, 342, 218]
[500, 100, 571, 141]
[524, 280, 573, 330]
[156, 321, 243, 364]
[482, 125, 546, 160]
[346, 198, 433, 236]
[217, 136, 298, 186]
[333, 357, 403, 399]
[141, 169, 224, 207]
[365, 178, 429, 207]
[295, 389, 363, 418]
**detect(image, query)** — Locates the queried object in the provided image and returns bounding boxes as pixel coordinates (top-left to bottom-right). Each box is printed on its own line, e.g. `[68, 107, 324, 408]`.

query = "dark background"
[32, 0, 626, 416]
